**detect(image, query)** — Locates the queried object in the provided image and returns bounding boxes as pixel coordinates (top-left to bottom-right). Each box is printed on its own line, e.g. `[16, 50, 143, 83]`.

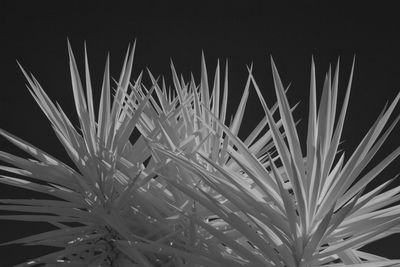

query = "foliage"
[1, 42, 400, 266]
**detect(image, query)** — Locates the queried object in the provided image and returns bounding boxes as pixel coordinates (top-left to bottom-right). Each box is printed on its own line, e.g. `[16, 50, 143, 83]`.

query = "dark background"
[1, 1, 400, 266]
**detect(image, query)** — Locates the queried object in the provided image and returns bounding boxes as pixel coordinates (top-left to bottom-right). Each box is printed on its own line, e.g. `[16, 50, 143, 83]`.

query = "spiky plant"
[140, 56, 289, 215]
[1, 42, 400, 267]
[152, 59, 400, 266]
[0, 41, 286, 266]
[0, 42, 222, 266]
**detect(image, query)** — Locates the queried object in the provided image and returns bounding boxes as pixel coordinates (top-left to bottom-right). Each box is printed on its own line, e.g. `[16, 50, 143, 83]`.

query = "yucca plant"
[152, 58, 400, 266]
[0, 42, 221, 266]
[0, 41, 285, 266]
[140, 55, 289, 213]
[1, 41, 400, 266]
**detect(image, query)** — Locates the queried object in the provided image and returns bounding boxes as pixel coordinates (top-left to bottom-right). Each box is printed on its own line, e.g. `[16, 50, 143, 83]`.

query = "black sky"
[1, 1, 400, 265]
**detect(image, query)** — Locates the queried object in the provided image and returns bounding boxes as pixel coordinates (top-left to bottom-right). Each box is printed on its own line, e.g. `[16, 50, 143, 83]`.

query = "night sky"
[1, 1, 400, 265]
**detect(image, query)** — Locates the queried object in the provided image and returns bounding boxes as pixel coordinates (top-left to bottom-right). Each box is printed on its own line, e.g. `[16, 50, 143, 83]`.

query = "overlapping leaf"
[153, 58, 400, 266]
[1, 42, 400, 267]
[0, 42, 207, 266]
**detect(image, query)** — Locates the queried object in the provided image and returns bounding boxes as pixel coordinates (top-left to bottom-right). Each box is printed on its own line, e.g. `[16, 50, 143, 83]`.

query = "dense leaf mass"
[1, 43, 400, 266]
